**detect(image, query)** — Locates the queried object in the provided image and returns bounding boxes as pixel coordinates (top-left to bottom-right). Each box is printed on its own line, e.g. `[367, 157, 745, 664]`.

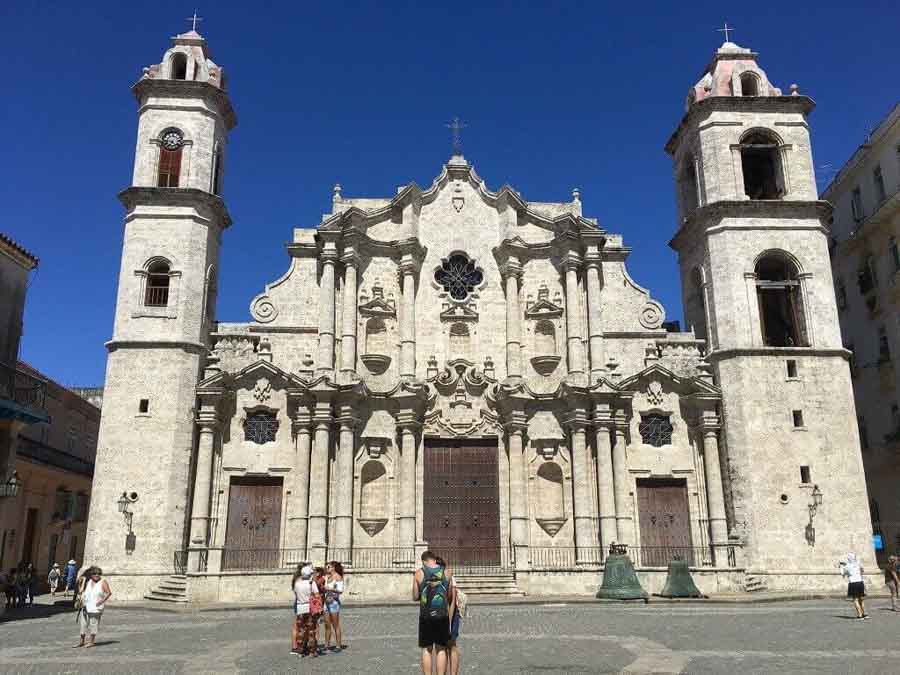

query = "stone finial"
[372, 284, 384, 299]
[790, 83, 799, 96]
[538, 283, 549, 301]
[333, 183, 343, 202]
[258, 337, 273, 362]
[484, 355, 495, 378]
[572, 187, 581, 202]
[427, 355, 439, 378]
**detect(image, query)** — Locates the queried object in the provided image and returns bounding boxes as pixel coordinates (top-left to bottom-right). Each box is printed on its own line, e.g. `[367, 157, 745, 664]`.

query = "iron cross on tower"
[186, 10, 203, 32]
[446, 116, 468, 156]
[717, 21, 734, 42]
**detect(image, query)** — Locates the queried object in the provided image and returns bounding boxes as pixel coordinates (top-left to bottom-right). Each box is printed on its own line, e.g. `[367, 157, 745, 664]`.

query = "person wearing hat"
[292, 564, 319, 657]
[48, 563, 61, 598]
[64, 560, 78, 598]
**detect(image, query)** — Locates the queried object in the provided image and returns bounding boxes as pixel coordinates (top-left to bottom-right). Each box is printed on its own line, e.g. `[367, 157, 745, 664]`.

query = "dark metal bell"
[658, 558, 704, 598]
[596, 546, 648, 601]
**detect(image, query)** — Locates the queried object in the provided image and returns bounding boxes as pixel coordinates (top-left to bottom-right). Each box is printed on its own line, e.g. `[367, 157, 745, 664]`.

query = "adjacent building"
[84, 31, 875, 603]
[824, 103, 900, 562]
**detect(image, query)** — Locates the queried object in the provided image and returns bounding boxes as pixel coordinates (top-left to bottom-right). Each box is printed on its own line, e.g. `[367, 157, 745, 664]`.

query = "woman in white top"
[324, 561, 346, 652]
[841, 552, 868, 620]
[74, 566, 112, 648]
[292, 565, 319, 657]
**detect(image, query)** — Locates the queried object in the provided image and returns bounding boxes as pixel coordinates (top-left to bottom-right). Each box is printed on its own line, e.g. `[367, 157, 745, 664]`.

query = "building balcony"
[0, 361, 50, 424]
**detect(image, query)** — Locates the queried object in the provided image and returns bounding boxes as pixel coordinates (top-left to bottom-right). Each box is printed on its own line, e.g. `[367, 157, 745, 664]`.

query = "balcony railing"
[529, 545, 728, 569]
[0, 362, 47, 412]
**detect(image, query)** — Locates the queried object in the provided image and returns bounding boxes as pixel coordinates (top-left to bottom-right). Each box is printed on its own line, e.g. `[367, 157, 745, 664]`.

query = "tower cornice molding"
[118, 187, 232, 228]
[132, 78, 237, 130]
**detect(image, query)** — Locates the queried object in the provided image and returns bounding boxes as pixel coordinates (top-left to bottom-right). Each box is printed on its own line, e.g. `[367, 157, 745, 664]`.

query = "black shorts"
[418, 615, 450, 648]
[848, 581, 866, 598]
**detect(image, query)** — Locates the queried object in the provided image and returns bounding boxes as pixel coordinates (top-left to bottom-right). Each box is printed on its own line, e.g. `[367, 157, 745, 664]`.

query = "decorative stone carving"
[423, 358, 500, 438]
[358, 284, 397, 319]
[360, 353, 391, 375]
[250, 295, 278, 323]
[524, 282, 564, 320]
[252, 378, 272, 403]
[531, 355, 562, 376]
[639, 301, 665, 329]
[440, 301, 479, 323]
[357, 518, 388, 537]
[536, 517, 567, 537]
[647, 380, 664, 406]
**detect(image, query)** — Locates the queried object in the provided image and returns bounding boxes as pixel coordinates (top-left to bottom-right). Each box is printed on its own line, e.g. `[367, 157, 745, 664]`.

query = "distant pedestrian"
[414, 550, 454, 675]
[311, 565, 327, 655]
[74, 567, 112, 648]
[324, 561, 346, 652]
[48, 563, 61, 598]
[64, 560, 78, 598]
[292, 565, 319, 657]
[1, 568, 12, 607]
[13, 564, 27, 607]
[885, 555, 899, 611]
[841, 552, 867, 620]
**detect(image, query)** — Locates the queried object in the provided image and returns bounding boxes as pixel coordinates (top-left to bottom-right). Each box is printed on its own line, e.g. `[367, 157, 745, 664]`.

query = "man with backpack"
[413, 550, 454, 675]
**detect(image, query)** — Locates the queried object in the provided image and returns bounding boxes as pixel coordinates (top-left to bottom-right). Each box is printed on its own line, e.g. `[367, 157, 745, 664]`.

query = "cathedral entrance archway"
[423, 438, 501, 570]
[222, 476, 283, 570]
[636, 478, 694, 567]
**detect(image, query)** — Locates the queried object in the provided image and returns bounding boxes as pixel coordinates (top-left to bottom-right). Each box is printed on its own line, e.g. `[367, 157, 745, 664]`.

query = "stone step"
[148, 588, 188, 599]
[158, 583, 188, 593]
[144, 591, 190, 603]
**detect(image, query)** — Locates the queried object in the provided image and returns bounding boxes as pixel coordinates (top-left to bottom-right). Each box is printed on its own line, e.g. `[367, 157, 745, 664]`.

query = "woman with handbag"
[74, 567, 112, 648]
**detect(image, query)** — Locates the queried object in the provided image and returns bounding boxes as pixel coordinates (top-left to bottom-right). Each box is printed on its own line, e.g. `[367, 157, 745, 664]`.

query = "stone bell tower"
[666, 40, 875, 587]
[84, 27, 236, 595]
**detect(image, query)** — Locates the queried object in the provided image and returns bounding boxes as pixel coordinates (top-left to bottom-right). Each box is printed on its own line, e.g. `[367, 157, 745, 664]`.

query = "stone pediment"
[439, 302, 479, 323]
[525, 283, 564, 320]
[197, 359, 303, 393]
[616, 364, 720, 398]
[358, 285, 396, 319]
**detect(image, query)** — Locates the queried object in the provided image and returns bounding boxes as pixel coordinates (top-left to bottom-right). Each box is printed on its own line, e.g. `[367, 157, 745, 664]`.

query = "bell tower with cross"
[83, 23, 238, 587]
[665, 36, 876, 583]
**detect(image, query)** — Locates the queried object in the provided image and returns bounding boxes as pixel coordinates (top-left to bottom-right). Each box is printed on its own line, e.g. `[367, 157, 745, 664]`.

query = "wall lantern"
[117, 491, 139, 554]
[0, 472, 21, 498]
[805, 484, 824, 546]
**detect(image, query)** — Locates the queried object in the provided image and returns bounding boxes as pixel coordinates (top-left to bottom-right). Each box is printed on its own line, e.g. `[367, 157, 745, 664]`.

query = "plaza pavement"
[2, 597, 900, 673]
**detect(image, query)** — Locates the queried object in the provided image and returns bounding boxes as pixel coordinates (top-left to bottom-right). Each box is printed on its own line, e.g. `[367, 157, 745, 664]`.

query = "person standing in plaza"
[414, 550, 454, 675]
[64, 560, 78, 598]
[841, 552, 868, 620]
[885, 555, 899, 611]
[311, 565, 327, 655]
[48, 563, 61, 598]
[292, 565, 319, 657]
[324, 561, 346, 652]
[74, 567, 112, 648]
[436, 556, 464, 675]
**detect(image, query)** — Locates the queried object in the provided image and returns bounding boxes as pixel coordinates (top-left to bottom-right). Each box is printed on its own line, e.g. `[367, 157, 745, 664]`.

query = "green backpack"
[419, 566, 449, 620]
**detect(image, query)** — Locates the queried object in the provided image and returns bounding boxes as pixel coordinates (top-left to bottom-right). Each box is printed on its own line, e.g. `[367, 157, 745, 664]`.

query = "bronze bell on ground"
[596, 544, 648, 601]
[658, 557, 704, 598]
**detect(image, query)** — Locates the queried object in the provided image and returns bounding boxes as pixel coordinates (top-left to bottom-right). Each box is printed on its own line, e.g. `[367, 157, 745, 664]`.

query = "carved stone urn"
[357, 518, 388, 537]
[536, 517, 567, 537]
[531, 355, 562, 376]
[360, 353, 391, 375]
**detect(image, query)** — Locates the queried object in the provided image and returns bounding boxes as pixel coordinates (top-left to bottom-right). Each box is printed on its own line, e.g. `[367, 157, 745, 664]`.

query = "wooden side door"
[223, 478, 283, 570]
[636, 478, 693, 567]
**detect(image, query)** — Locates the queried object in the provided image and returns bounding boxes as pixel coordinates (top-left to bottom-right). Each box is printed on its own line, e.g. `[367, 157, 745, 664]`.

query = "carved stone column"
[500, 259, 523, 380]
[286, 405, 313, 556]
[563, 255, 586, 378]
[189, 407, 218, 550]
[308, 401, 332, 558]
[592, 404, 617, 548]
[399, 258, 419, 380]
[700, 420, 729, 556]
[339, 250, 359, 381]
[316, 248, 339, 375]
[584, 254, 605, 382]
[396, 414, 419, 555]
[612, 411, 633, 546]
[333, 405, 357, 554]
[504, 413, 528, 568]
[566, 411, 598, 562]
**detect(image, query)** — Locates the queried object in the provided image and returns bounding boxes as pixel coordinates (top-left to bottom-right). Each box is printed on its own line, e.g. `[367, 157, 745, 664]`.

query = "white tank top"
[83, 579, 106, 613]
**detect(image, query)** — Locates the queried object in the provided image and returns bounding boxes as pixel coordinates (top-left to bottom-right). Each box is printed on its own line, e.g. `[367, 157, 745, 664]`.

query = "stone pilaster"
[500, 258, 524, 380]
[592, 404, 617, 548]
[699, 416, 729, 555]
[189, 406, 218, 549]
[396, 412, 420, 554]
[584, 252, 605, 383]
[563, 254, 586, 378]
[286, 404, 313, 556]
[503, 411, 528, 568]
[565, 409, 598, 562]
[316, 245, 339, 375]
[339, 249, 359, 381]
[399, 257, 420, 380]
[611, 410, 633, 546]
[308, 401, 332, 558]
[333, 405, 358, 553]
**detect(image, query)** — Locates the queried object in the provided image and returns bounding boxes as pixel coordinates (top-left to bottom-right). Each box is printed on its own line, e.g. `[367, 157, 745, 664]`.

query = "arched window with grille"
[157, 128, 184, 187]
[145, 261, 171, 307]
[755, 253, 808, 347]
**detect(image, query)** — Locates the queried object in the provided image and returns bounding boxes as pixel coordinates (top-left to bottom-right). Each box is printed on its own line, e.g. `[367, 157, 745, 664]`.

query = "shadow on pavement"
[0, 601, 76, 624]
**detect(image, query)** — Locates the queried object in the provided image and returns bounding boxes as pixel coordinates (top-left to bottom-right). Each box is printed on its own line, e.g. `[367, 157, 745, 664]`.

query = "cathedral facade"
[84, 31, 876, 602]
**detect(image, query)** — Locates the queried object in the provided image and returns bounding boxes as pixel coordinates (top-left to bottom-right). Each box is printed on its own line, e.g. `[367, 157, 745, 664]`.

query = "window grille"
[434, 253, 483, 301]
[639, 414, 673, 447]
[244, 412, 278, 444]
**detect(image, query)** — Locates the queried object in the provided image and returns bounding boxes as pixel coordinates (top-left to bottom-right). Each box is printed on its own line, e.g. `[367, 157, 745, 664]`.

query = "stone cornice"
[118, 187, 232, 229]
[669, 200, 831, 251]
[665, 95, 815, 155]
[132, 78, 237, 130]
[106, 339, 207, 354]
[707, 347, 850, 361]
[0, 232, 39, 269]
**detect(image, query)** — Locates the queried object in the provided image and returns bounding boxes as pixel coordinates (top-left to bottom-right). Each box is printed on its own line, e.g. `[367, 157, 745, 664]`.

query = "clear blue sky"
[2, 1, 897, 386]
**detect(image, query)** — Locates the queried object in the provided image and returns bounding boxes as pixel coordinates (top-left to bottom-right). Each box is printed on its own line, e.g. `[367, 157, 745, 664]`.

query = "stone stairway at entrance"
[453, 572, 524, 596]
[145, 574, 190, 603]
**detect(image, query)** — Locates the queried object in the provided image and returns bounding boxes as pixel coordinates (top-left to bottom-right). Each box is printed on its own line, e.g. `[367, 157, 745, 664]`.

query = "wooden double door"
[636, 478, 694, 567]
[222, 477, 283, 570]
[423, 439, 501, 568]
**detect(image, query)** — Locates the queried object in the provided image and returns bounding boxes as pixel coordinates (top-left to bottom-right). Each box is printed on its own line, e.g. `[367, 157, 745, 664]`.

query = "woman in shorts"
[324, 561, 346, 652]
[841, 552, 868, 620]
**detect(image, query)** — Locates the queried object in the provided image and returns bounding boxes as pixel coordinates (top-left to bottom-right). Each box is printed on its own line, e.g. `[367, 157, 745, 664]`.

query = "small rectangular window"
[874, 165, 886, 204]
[792, 410, 804, 428]
[800, 465, 811, 484]
[139, 399, 149, 414]
[786, 359, 798, 378]
[878, 326, 891, 362]
[851, 187, 864, 223]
